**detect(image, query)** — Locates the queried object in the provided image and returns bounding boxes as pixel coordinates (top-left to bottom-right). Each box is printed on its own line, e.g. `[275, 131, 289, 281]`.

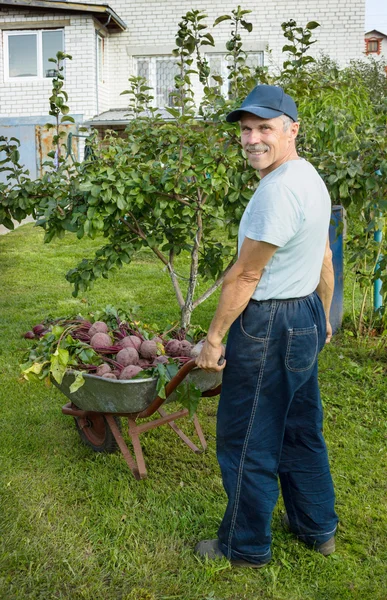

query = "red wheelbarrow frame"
[61, 360, 221, 480]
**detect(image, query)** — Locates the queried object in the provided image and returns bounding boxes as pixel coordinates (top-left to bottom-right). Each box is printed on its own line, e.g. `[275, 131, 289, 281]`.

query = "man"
[195, 85, 338, 568]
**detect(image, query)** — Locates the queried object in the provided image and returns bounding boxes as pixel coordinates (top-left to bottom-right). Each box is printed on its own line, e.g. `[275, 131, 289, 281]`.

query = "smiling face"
[240, 113, 299, 178]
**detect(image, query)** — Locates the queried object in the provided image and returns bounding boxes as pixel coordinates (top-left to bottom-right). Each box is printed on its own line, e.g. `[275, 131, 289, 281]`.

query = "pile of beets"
[24, 318, 203, 381]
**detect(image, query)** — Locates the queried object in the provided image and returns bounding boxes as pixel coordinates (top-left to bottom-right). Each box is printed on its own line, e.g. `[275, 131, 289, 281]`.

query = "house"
[0, 0, 366, 179]
[364, 29, 387, 59]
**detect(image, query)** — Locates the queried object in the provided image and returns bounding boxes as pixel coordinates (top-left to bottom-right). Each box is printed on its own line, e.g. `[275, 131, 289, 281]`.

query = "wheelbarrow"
[54, 360, 222, 480]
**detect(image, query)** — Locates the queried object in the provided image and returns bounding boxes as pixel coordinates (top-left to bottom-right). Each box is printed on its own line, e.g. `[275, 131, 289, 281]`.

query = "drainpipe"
[374, 169, 383, 312]
[95, 15, 111, 117]
[95, 30, 99, 116]
[374, 226, 383, 311]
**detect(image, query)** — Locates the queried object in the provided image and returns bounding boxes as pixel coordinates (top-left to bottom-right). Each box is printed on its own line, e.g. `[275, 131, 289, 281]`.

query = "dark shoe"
[194, 539, 225, 560]
[282, 513, 335, 556]
[314, 536, 336, 556]
[194, 539, 270, 568]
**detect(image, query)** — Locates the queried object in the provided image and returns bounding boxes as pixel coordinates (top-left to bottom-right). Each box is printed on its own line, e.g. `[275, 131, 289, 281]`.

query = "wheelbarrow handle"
[136, 360, 195, 418]
[137, 358, 223, 419]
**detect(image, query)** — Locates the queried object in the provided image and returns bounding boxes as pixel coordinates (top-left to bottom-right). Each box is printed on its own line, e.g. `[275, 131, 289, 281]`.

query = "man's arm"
[195, 238, 278, 371]
[316, 237, 334, 344]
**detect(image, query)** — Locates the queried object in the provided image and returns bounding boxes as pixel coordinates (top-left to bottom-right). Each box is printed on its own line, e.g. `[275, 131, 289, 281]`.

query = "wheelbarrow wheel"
[74, 414, 121, 453]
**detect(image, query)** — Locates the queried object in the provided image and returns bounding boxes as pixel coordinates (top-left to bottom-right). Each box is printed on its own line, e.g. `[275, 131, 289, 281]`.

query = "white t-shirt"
[238, 158, 331, 300]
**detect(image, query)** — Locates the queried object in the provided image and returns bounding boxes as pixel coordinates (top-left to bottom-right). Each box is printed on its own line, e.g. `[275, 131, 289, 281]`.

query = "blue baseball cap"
[226, 84, 298, 123]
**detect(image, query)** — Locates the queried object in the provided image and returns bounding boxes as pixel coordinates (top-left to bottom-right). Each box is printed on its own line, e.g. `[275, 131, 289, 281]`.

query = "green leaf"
[213, 15, 231, 26]
[164, 107, 181, 118]
[240, 20, 253, 32]
[90, 185, 101, 198]
[306, 21, 320, 30]
[50, 348, 69, 384]
[60, 116, 75, 123]
[339, 181, 349, 198]
[116, 196, 126, 210]
[131, 142, 140, 155]
[22, 362, 45, 377]
[69, 371, 85, 393]
[282, 45, 298, 54]
[155, 363, 169, 399]
[51, 325, 64, 338]
[175, 380, 201, 418]
[202, 33, 214, 45]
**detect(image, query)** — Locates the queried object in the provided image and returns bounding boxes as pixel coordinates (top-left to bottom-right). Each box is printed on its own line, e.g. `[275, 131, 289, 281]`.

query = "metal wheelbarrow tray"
[54, 360, 222, 480]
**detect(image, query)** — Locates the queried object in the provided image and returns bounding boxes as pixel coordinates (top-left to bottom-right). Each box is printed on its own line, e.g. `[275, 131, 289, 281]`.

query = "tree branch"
[181, 204, 203, 328]
[120, 215, 169, 266]
[168, 249, 184, 308]
[192, 255, 236, 309]
[154, 191, 192, 206]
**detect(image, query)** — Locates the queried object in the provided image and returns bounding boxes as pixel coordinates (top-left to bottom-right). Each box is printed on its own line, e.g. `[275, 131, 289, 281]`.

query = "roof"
[0, 0, 127, 31]
[365, 29, 387, 38]
[84, 108, 174, 127]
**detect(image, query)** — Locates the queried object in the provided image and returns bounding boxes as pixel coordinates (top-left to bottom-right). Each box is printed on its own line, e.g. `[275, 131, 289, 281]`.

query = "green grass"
[0, 224, 386, 600]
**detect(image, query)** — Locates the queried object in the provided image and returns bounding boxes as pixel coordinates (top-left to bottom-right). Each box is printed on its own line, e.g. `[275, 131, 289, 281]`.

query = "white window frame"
[135, 51, 264, 107]
[3, 28, 64, 82]
[206, 52, 264, 97]
[136, 55, 179, 108]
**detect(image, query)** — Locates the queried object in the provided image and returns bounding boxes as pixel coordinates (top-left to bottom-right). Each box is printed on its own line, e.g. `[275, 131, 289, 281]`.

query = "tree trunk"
[180, 201, 203, 329]
[180, 301, 193, 330]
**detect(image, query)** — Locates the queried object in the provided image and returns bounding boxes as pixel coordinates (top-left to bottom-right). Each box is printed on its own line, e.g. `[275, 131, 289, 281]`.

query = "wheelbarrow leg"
[157, 407, 206, 454]
[105, 414, 143, 480]
[127, 417, 148, 480]
[193, 414, 207, 451]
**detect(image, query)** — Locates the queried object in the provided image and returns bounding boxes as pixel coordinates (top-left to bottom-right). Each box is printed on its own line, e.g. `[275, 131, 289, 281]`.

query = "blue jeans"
[217, 292, 338, 565]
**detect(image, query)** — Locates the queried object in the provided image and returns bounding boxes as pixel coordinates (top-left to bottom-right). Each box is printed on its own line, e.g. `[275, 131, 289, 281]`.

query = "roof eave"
[365, 29, 387, 38]
[0, 0, 127, 31]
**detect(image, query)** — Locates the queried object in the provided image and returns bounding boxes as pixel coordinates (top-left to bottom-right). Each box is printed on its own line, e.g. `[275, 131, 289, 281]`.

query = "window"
[97, 34, 104, 83]
[207, 52, 264, 97]
[4, 29, 63, 80]
[136, 56, 179, 108]
[365, 38, 381, 54]
[136, 51, 264, 107]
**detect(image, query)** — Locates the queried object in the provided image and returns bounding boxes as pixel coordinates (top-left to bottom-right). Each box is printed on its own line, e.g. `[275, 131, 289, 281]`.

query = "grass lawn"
[0, 224, 386, 600]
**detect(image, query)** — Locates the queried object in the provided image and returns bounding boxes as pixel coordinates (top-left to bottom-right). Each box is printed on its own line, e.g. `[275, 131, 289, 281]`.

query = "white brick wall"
[0, 0, 366, 121]
[108, 0, 366, 109]
[0, 9, 99, 120]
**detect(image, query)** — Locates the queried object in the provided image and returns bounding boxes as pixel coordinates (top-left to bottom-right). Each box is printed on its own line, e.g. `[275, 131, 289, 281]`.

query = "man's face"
[240, 113, 299, 177]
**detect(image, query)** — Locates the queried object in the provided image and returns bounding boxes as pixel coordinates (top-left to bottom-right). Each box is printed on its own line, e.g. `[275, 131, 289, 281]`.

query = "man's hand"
[195, 339, 226, 372]
[325, 321, 332, 344]
[316, 237, 334, 345]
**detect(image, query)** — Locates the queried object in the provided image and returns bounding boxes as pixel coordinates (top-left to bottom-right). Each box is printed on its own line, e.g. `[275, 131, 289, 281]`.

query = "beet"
[32, 324, 46, 335]
[96, 363, 111, 377]
[116, 347, 139, 366]
[88, 321, 109, 338]
[24, 331, 36, 339]
[138, 358, 153, 368]
[152, 336, 163, 344]
[101, 372, 117, 380]
[165, 339, 181, 357]
[119, 365, 143, 380]
[119, 335, 142, 351]
[154, 355, 168, 365]
[90, 332, 112, 349]
[140, 340, 158, 359]
[179, 340, 193, 357]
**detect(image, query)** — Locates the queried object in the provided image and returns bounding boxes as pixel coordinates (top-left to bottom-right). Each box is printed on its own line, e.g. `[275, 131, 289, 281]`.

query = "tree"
[27, 9, 261, 330]
[1, 12, 387, 333]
